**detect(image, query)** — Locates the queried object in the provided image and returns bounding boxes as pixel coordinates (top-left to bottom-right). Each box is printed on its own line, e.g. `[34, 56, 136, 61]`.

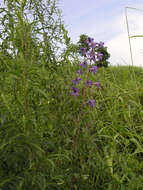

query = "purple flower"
[94, 81, 100, 88]
[90, 42, 98, 49]
[88, 51, 94, 57]
[80, 61, 87, 67]
[72, 77, 81, 85]
[85, 80, 93, 87]
[88, 51, 96, 62]
[70, 87, 80, 97]
[91, 55, 96, 62]
[86, 37, 94, 45]
[77, 69, 83, 75]
[98, 41, 104, 48]
[97, 52, 103, 61]
[80, 47, 87, 56]
[90, 66, 98, 75]
[87, 99, 96, 107]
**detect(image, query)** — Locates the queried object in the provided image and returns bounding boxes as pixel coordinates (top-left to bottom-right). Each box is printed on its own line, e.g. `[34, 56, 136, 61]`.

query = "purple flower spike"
[87, 99, 96, 107]
[72, 77, 81, 85]
[98, 41, 104, 48]
[70, 87, 80, 97]
[97, 52, 103, 61]
[95, 81, 100, 88]
[90, 66, 98, 75]
[85, 80, 93, 87]
[80, 61, 87, 67]
[80, 47, 87, 56]
[77, 69, 83, 75]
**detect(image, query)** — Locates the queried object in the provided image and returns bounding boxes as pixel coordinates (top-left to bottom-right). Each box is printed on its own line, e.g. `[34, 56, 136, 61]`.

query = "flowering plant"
[78, 34, 110, 67]
[70, 36, 102, 108]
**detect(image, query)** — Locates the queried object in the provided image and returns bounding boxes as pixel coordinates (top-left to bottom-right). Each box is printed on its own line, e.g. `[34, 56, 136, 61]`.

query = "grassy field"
[1, 61, 143, 189]
[1, 1, 143, 189]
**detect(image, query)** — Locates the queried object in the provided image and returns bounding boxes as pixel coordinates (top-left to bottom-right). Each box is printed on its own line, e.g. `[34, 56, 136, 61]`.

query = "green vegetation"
[0, 0, 143, 189]
[61, 34, 110, 68]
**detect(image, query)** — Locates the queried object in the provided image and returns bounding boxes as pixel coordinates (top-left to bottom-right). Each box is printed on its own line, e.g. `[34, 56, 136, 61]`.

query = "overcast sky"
[59, 0, 143, 66]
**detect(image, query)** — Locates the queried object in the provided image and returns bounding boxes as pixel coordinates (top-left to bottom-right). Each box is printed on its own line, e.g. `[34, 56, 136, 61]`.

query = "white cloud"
[106, 7, 143, 67]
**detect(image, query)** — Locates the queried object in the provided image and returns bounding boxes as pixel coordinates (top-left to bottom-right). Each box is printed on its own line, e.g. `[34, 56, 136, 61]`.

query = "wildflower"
[87, 99, 96, 107]
[90, 66, 98, 75]
[77, 69, 83, 75]
[97, 52, 103, 61]
[94, 81, 100, 88]
[98, 41, 104, 48]
[91, 55, 96, 62]
[90, 42, 98, 49]
[85, 80, 93, 87]
[70, 87, 80, 97]
[80, 47, 87, 56]
[88, 51, 94, 57]
[88, 51, 96, 62]
[72, 77, 81, 85]
[86, 37, 94, 45]
[80, 61, 87, 67]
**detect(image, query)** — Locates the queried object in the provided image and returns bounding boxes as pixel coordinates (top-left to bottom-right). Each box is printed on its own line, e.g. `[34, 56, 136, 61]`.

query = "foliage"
[0, 0, 65, 69]
[77, 34, 90, 50]
[60, 24, 79, 63]
[96, 47, 110, 67]
[0, 0, 66, 189]
[1, 0, 143, 189]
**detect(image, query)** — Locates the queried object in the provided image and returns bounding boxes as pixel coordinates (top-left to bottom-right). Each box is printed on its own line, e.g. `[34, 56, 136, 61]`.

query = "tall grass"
[1, 0, 143, 189]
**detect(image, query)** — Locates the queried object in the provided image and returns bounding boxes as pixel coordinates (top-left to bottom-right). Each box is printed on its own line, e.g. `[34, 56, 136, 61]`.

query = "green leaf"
[130, 35, 143, 38]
